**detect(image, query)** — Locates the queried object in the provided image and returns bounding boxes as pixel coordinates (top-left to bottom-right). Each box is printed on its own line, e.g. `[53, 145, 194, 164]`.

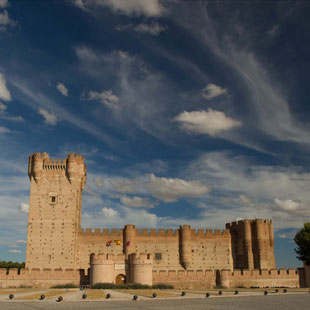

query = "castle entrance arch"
[115, 274, 126, 284]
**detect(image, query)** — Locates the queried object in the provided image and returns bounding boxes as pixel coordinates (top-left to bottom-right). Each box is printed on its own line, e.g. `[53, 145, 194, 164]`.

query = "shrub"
[51, 283, 78, 289]
[91, 283, 174, 290]
[152, 283, 174, 289]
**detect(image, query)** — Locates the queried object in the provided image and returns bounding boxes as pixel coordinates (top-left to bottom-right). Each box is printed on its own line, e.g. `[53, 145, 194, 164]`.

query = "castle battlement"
[129, 253, 153, 265]
[225, 218, 272, 228]
[78, 228, 123, 236]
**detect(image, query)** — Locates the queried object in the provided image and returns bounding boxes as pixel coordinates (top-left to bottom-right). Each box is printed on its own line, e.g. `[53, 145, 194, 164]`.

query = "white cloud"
[86, 89, 119, 109]
[83, 207, 158, 228]
[112, 179, 137, 193]
[146, 173, 210, 203]
[186, 151, 310, 229]
[101, 207, 119, 218]
[174, 109, 241, 136]
[239, 194, 252, 205]
[201, 83, 227, 100]
[0, 73, 11, 101]
[0, 0, 8, 9]
[10, 78, 115, 145]
[56, 82, 69, 96]
[16, 239, 26, 244]
[19, 203, 29, 214]
[0, 112, 24, 122]
[0, 126, 10, 134]
[0, 9, 16, 31]
[120, 195, 155, 208]
[9, 249, 21, 254]
[73, 0, 166, 17]
[0, 102, 7, 110]
[38, 108, 58, 125]
[116, 22, 166, 36]
[274, 199, 299, 211]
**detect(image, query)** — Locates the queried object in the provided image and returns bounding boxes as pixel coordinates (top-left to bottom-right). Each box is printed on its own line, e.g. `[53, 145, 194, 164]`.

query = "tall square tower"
[26, 152, 86, 270]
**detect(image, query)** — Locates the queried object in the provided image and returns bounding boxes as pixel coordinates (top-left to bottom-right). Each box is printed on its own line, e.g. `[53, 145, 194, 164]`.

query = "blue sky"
[0, 0, 309, 268]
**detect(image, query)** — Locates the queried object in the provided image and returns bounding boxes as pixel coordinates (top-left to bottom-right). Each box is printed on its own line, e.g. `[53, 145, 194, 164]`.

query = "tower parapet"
[28, 152, 86, 188]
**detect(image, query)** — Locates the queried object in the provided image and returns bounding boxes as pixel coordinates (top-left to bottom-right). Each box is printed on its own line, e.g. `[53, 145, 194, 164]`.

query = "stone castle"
[0, 152, 309, 288]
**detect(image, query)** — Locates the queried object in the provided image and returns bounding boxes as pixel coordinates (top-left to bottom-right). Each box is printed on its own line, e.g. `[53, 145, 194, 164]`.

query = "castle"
[0, 152, 309, 289]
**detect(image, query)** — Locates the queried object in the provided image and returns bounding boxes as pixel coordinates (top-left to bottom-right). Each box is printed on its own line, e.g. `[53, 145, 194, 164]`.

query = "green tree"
[0, 261, 25, 270]
[294, 223, 310, 265]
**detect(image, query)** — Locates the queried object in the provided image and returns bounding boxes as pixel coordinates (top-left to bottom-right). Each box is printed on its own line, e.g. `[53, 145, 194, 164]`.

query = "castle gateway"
[0, 152, 308, 289]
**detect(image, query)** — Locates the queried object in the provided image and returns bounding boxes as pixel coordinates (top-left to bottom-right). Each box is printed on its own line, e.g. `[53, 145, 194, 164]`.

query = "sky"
[0, 0, 309, 268]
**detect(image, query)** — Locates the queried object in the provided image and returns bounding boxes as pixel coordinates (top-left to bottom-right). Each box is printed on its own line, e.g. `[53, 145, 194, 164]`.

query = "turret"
[244, 220, 254, 270]
[28, 152, 44, 183]
[179, 225, 192, 270]
[66, 153, 77, 183]
[128, 253, 153, 286]
[123, 225, 136, 258]
[90, 253, 115, 286]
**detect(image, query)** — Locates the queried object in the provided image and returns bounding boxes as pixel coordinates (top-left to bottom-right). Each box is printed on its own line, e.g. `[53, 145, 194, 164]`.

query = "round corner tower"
[128, 253, 153, 286]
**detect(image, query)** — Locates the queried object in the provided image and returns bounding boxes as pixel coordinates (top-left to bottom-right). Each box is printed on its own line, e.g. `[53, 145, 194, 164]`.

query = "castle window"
[49, 192, 58, 204]
[155, 253, 162, 260]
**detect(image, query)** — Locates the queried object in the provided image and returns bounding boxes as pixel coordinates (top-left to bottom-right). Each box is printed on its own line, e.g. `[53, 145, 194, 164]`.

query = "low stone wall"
[152, 269, 216, 289]
[0, 268, 80, 288]
[152, 268, 302, 289]
[0, 267, 307, 289]
[222, 269, 300, 288]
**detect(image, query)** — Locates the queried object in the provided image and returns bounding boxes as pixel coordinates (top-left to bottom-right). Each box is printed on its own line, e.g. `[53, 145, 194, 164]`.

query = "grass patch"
[84, 289, 106, 299]
[0, 288, 37, 295]
[116, 289, 179, 298]
[51, 283, 78, 289]
[15, 290, 71, 300]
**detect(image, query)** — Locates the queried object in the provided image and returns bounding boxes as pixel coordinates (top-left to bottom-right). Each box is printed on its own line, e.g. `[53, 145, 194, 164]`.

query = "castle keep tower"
[226, 219, 276, 270]
[26, 152, 86, 270]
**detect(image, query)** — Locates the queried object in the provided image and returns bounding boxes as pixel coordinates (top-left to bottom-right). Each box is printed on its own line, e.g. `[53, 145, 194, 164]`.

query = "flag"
[114, 240, 121, 245]
[106, 240, 112, 246]
[126, 241, 130, 246]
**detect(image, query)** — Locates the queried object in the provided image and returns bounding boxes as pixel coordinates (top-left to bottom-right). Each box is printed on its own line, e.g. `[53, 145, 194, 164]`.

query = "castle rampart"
[1, 152, 308, 289]
[0, 268, 80, 289]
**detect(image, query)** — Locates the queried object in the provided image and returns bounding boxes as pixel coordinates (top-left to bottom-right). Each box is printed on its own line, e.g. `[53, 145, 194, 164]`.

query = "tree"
[0, 261, 25, 270]
[294, 223, 310, 265]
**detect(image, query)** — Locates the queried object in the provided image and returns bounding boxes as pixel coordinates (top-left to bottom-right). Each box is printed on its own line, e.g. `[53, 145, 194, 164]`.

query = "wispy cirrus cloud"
[9, 249, 21, 254]
[0, 126, 10, 134]
[85, 89, 119, 109]
[0, 73, 11, 101]
[9, 77, 116, 146]
[73, 0, 167, 17]
[0, 0, 9, 9]
[169, 2, 310, 148]
[116, 22, 167, 36]
[0, 0, 16, 31]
